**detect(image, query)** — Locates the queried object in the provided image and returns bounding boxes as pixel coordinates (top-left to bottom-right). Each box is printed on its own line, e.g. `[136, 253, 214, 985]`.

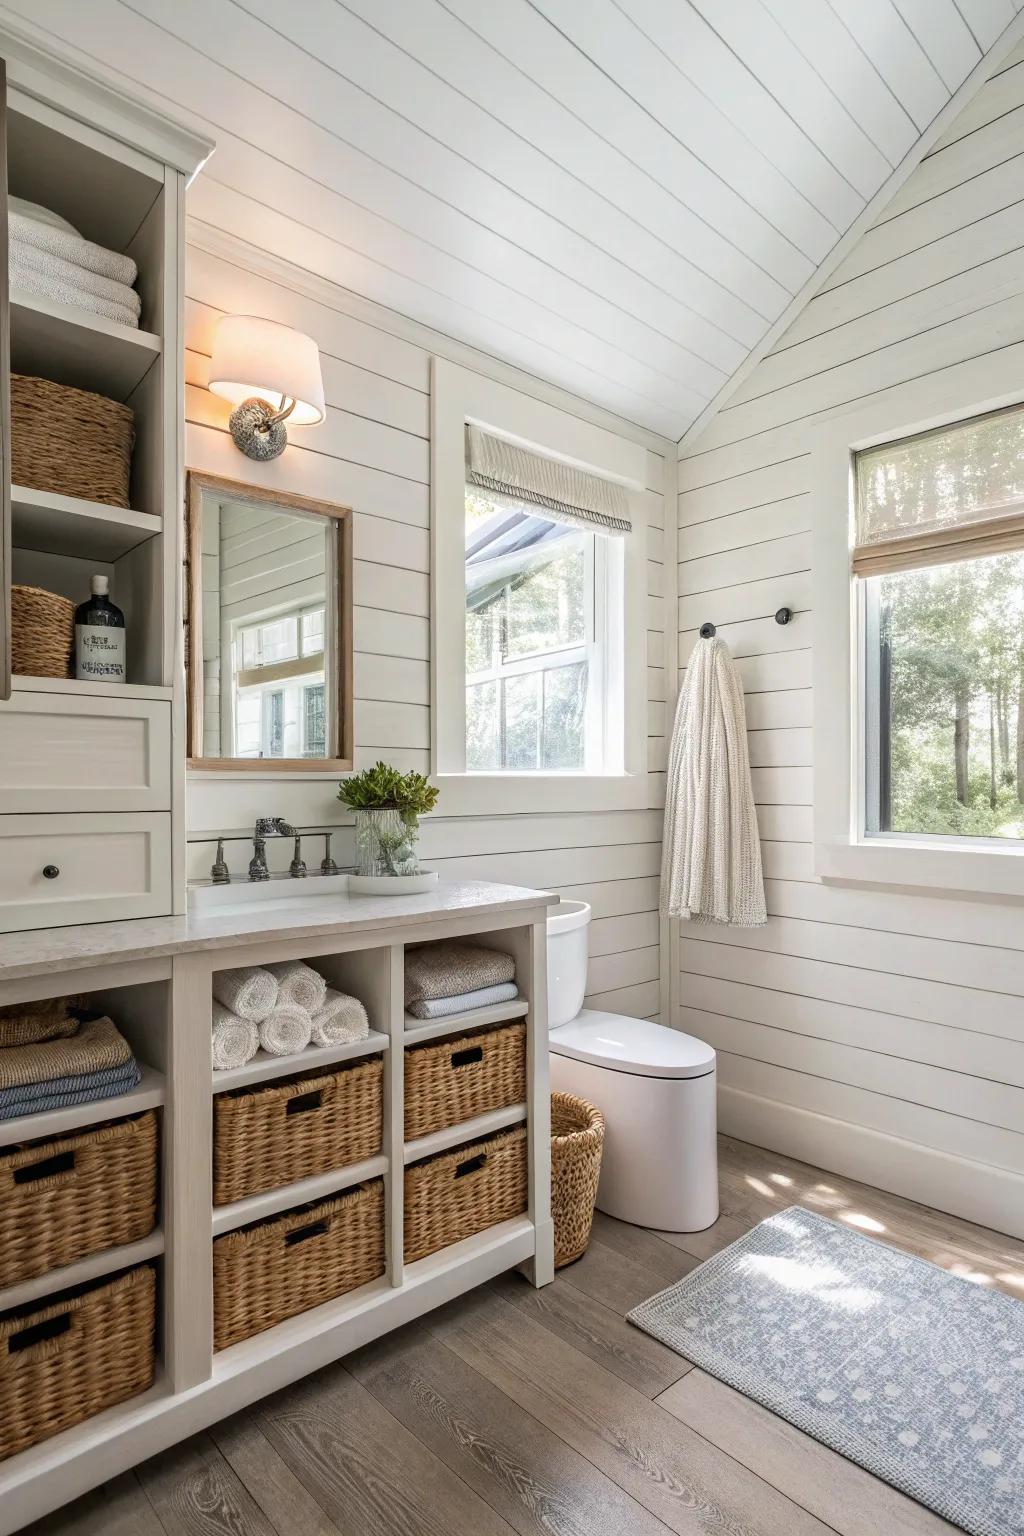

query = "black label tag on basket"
[286, 1090, 323, 1116]
[14, 1150, 75, 1184]
[454, 1154, 486, 1178]
[9, 1313, 71, 1353]
[451, 1046, 483, 1068]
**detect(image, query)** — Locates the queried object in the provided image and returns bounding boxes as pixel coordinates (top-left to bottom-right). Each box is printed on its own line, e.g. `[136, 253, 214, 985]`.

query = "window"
[232, 603, 327, 759]
[856, 407, 1024, 846]
[465, 490, 607, 772]
[432, 358, 649, 814]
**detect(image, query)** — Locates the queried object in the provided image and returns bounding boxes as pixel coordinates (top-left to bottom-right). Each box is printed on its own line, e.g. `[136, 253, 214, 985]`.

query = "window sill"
[816, 836, 1024, 900]
[434, 771, 650, 816]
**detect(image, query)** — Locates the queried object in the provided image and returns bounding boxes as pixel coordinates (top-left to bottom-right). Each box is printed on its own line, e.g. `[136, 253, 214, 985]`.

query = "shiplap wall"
[675, 43, 1024, 1237]
[184, 238, 672, 1020]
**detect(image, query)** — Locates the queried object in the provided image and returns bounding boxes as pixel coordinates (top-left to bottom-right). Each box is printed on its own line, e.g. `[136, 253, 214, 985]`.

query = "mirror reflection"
[186, 473, 352, 770]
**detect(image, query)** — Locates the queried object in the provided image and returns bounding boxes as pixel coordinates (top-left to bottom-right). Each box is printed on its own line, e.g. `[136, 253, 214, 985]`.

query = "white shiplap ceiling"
[8, 0, 1024, 441]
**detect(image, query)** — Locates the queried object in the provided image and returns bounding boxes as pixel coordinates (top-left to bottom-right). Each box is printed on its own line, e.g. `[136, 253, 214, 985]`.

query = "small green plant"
[337, 761, 439, 819]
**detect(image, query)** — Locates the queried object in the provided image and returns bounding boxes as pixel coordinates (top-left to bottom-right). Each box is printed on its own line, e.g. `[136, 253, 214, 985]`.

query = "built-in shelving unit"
[212, 1153, 390, 1237]
[212, 1029, 389, 1092]
[10, 293, 161, 400]
[12, 485, 161, 561]
[404, 1102, 529, 1164]
[402, 996, 529, 1046]
[10, 674, 174, 701]
[0, 1227, 165, 1314]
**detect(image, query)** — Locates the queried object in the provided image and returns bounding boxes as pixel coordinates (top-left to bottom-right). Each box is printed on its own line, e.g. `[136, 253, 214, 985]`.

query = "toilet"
[546, 900, 719, 1233]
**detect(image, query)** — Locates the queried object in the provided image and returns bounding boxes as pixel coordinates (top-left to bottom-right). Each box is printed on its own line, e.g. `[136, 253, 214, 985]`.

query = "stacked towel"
[312, 989, 369, 1047]
[0, 1012, 142, 1120]
[211, 1003, 259, 1071]
[213, 966, 278, 1022]
[404, 941, 519, 1019]
[266, 961, 327, 1015]
[8, 199, 140, 329]
[258, 1003, 312, 1058]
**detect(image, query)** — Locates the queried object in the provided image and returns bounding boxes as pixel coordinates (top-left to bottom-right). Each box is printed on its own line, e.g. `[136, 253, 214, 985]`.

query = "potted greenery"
[338, 761, 439, 888]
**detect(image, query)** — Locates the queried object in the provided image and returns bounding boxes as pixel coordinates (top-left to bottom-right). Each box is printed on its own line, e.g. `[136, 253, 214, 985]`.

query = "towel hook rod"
[700, 607, 792, 640]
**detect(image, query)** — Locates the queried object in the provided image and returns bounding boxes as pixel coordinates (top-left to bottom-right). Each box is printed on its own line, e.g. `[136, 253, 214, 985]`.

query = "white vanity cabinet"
[0, 26, 211, 931]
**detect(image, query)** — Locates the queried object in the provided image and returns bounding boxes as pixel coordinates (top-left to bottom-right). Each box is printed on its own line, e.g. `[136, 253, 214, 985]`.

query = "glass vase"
[353, 807, 421, 877]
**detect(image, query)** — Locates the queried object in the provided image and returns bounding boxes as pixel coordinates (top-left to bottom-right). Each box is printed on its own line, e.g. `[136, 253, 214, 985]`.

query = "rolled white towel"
[265, 961, 327, 1015]
[211, 1003, 258, 1071]
[311, 989, 369, 1047]
[212, 966, 278, 1022]
[258, 1003, 312, 1057]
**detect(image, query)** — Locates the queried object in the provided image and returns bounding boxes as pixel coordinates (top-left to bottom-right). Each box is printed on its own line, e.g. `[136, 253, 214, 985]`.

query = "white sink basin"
[188, 872, 350, 915]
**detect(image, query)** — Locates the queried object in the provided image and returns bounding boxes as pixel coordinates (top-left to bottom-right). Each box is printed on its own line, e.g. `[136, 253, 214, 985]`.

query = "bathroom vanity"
[0, 880, 555, 1533]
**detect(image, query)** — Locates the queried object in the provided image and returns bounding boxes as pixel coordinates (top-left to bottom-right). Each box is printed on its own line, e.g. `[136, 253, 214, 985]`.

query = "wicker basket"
[0, 1265, 155, 1462]
[404, 1021, 526, 1141]
[11, 585, 75, 679]
[551, 1092, 605, 1268]
[404, 1125, 528, 1263]
[11, 373, 133, 507]
[213, 1058, 383, 1207]
[213, 1179, 385, 1350]
[0, 1112, 158, 1290]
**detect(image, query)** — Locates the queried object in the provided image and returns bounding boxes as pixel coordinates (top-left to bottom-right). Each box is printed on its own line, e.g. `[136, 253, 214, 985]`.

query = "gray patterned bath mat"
[628, 1206, 1024, 1536]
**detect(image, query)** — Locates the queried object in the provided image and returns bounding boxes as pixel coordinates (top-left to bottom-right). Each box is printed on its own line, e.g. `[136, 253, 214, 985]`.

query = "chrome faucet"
[248, 836, 270, 882]
[248, 818, 296, 882]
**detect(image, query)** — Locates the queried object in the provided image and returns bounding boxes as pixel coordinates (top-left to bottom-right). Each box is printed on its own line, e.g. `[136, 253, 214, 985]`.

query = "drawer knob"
[42, 864, 60, 880]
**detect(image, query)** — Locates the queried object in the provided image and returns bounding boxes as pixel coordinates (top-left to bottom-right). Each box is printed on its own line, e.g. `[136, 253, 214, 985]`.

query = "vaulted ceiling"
[11, 0, 1024, 441]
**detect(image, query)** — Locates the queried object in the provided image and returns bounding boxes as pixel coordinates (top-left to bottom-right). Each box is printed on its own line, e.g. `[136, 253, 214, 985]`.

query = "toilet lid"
[550, 1010, 716, 1079]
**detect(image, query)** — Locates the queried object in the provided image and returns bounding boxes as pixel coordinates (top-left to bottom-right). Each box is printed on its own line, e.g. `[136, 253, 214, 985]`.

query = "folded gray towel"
[407, 982, 519, 1020]
[10, 256, 140, 328]
[10, 237, 141, 317]
[404, 942, 516, 1006]
[9, 209, 137, 285]
[0, 1059, 141, 1120]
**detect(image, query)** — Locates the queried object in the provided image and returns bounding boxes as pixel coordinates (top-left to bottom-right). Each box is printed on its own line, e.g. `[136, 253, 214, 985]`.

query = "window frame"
[432, 358, 648, 814]
[812, 370, 1024, 900]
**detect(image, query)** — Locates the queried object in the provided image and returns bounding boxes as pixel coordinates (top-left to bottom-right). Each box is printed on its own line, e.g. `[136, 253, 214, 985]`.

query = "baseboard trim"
[718, 1085, 1024, 1242]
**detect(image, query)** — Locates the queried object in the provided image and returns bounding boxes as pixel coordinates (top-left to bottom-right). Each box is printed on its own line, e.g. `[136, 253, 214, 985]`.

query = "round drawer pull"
[42, 864, 60, 880]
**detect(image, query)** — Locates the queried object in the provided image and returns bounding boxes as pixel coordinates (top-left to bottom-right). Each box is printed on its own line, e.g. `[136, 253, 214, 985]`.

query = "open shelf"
[212, 1154, 388, 1237]
[10, 293, 161, 401]
[0, 1228, 164, 1316]
[11, 676, 174, 701]
[0, 1066, 164, 1150]
[403, 1103, 527, 1165]
[212, 1030, 389, 1093]
[403, 997, 528, 1046]
[12, 485, 161, 561]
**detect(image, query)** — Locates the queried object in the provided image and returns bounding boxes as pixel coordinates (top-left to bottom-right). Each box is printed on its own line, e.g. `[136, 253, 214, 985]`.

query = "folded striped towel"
[407, 982, 519, 1020]
[404, 942, 516, 1006]
[9, 256, 140, 328]
[10, 237, 141, 318]
[0, 1015, 131, 1091]
[9, 209, 137, 286]
[0, 1058, 141, 1120]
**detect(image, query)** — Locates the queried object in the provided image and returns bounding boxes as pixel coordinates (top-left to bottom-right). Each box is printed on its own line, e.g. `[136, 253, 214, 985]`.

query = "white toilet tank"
[547, 900, 590, 1029]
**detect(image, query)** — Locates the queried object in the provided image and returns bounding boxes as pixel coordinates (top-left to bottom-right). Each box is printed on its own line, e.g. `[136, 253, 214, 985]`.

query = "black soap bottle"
[75, 574, 126, 683]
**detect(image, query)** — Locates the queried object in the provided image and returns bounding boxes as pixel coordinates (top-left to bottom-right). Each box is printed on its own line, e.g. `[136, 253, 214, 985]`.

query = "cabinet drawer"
[0, 693, 170, 812]
[0, 813, 171, 933]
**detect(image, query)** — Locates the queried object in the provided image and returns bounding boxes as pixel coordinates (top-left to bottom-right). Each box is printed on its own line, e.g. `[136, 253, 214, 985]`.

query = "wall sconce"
[207, 315, 326, 461]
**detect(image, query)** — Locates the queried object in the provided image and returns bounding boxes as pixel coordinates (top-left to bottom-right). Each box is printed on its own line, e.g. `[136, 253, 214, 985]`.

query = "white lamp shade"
[208, 315, 326, 426]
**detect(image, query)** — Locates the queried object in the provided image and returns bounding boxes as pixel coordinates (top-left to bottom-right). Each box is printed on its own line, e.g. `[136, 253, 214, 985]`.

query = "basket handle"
[6, 1311, 72, 1363]
[450, 1045, 483, 1069]
[285, 1089, 323, 1117]
[454, 1152, 487, 1179]
[12, 1149, 76, 1187]
[284, 1218, 330, 1247]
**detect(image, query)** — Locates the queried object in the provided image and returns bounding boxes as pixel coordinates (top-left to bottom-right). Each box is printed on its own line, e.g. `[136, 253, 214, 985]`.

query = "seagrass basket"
[11, 373, 133, 507]
[213, 1057, 383, 1206]
[11, 585, 75, 678]
[0, 1265, 155, 1462]
[404, 1125, 528, 1263]
[551, 1091, 604, 1268]
[0, 1112, 158, 1290]
[213, 1179, 385, 1350]
[404, 1020, 526, 1140]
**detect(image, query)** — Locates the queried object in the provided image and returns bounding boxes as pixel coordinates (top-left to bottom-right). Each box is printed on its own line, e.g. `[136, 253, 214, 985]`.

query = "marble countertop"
[0, 881, 557, 981]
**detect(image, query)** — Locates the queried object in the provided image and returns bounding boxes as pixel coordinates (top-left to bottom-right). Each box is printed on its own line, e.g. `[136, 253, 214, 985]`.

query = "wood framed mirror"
[186, 471, 353, 771]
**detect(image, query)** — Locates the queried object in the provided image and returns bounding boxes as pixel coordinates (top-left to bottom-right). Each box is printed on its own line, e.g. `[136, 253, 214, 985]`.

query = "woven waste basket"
[551, 1091, 604, 1268]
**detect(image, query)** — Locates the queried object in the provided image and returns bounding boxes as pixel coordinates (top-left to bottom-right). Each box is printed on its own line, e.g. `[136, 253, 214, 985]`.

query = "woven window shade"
[854, 406, 1024, 576]
[466, 424, 631, 534]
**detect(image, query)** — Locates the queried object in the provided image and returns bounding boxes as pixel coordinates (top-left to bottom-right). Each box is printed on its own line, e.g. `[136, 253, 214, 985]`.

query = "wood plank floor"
[25, 1134, 1024, 1536]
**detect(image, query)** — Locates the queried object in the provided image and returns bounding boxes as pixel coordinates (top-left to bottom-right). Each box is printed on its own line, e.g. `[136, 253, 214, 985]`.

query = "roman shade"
[853, 405, 1024, 576]
[466, 424, 631, 534]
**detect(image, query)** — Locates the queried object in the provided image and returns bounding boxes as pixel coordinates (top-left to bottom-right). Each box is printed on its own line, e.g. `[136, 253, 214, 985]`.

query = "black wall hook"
[700, 607, 792, 639]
